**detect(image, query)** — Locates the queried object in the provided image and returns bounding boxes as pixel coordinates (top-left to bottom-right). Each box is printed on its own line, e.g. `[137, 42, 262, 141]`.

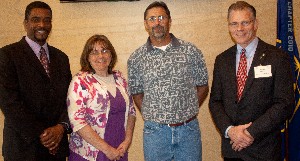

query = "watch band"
[59, 122, 72, 133]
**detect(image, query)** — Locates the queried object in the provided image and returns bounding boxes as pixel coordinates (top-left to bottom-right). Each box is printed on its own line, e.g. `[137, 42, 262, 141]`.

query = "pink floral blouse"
[67, 70, 136, 161]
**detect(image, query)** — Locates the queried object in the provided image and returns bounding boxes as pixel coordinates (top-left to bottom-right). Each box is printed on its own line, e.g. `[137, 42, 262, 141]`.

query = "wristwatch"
[59, 122, 72, 133]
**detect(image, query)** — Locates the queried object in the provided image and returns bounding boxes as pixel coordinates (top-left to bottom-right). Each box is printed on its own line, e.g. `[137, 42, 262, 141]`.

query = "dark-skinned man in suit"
[0, 1, 72, 161]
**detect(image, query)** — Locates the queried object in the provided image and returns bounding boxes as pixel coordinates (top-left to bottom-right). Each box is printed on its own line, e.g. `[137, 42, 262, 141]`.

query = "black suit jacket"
[0, 37, 72, 160]
[209, 38, 294, 161]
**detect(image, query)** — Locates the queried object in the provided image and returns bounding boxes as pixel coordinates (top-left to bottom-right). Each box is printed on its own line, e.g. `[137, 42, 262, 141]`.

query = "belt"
[167, 115, 197, 127]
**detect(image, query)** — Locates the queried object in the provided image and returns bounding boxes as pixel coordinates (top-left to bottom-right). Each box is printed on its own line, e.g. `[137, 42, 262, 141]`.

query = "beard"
[35, 30, 49, 42]
[29, 27, 51, 45]
[151, 25, 166, 39]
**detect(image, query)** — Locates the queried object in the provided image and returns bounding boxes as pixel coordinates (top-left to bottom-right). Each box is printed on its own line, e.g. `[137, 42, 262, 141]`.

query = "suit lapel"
[48, 46, 59, 78]
[240, 39, 267, 100]
[227, 47, 239, 98]
[20, 38, 49, 78]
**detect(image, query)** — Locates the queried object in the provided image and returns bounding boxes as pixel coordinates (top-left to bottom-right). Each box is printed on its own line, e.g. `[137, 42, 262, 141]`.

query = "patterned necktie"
[39, 47, 50, 76]
[237, 49, 247, 101]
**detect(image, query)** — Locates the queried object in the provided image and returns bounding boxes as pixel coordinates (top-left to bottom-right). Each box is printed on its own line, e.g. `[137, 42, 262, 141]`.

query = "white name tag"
[254, 65, 272, 78]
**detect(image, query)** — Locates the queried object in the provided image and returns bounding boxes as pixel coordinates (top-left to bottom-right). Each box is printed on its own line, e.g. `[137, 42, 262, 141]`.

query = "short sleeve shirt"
[127, 34, 208, 124]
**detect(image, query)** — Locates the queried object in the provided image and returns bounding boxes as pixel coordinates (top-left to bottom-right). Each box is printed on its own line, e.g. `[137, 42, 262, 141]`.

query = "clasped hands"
[228, 122, 254, 152]
[105, 140, 131, 161]
[39, 124, 65, 155]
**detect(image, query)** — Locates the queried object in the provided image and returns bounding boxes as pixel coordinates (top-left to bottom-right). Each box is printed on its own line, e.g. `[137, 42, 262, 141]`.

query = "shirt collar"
[146, 33, 180, 52]
[237, 37, 258, 58]
[25, 36, 48, 55]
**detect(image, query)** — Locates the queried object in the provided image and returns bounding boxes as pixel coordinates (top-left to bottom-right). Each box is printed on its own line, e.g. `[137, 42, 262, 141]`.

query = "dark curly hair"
[25, 1, 52, 20]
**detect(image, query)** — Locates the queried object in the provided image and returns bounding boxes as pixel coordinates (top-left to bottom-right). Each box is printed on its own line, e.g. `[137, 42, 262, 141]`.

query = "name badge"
[254, 65, 272, 78]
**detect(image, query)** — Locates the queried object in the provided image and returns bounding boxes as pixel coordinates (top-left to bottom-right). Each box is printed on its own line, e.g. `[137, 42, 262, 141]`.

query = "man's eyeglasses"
[146, 15, 168, 23]
[90, 49, 111, 56]
[228, 20, 254, 28]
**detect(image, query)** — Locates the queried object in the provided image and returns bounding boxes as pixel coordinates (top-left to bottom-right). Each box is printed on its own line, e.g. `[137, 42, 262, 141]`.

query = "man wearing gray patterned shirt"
[127, 1, 209, 161]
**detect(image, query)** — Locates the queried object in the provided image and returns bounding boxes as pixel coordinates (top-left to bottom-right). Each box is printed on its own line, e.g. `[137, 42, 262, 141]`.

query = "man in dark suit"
[209, 1, 294, 161]
[0, 1, 72, 161]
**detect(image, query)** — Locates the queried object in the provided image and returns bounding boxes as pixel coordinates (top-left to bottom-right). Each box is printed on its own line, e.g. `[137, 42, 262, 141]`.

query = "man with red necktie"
[209, 1, 294, 161]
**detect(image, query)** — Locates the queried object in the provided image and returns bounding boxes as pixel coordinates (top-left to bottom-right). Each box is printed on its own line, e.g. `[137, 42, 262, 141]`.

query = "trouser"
[143, 119, 202, 161]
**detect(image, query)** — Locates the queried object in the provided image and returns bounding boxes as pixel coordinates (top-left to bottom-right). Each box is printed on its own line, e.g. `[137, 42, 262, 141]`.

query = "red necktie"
[39, 47, 50, 76]
[237, 49, 247, 101]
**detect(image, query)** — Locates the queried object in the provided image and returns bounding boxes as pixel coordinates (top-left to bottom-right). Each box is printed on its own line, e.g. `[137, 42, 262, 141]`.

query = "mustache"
[152, 25, 164, 30]
[34, 27, 50, 33]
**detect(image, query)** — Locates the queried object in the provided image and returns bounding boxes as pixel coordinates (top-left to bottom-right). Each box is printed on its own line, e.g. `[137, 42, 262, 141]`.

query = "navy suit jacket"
[209, 38, 294, 161]
[0, 37, 72, 160]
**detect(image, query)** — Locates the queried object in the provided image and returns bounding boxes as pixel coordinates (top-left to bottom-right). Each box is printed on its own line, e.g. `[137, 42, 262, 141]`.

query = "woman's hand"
[104, 146, 123, 160]
[117, 140, 131, 156]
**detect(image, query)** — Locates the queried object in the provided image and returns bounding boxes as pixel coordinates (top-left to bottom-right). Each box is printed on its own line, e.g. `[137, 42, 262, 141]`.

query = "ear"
[144, 20, 149, 31]
[23, 20, 27, 27]
[254, 19, 259, 31]
[23, 19, 28, 31]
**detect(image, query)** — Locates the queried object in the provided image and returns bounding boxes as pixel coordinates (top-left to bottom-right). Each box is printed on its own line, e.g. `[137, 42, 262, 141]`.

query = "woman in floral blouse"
[67, 35, 136, 161]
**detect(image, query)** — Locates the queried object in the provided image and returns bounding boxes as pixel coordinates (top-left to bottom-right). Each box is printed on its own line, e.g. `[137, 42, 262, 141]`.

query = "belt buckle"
[167, 122, 184, 127]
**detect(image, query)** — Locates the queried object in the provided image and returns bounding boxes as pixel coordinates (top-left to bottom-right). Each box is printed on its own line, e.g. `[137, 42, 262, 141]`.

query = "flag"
[276, 0, 300, 161]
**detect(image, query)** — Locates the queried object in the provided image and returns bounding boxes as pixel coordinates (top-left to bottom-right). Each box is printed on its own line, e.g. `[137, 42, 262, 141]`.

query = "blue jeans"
[143, 119, 202, 161]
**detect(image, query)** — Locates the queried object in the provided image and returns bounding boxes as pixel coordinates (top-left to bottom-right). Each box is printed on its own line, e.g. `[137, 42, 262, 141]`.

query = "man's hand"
[49, 146, 59, 155]
[228, 122, 254, 151]
[40, 124, 65, 154]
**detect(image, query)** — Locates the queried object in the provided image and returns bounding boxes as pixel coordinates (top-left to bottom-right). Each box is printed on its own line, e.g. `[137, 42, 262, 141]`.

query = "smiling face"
[24, 8, 52, 46]
[144, 7, 171, 44]
[228, 9, 258, 48]
[88, 42, 112, 77]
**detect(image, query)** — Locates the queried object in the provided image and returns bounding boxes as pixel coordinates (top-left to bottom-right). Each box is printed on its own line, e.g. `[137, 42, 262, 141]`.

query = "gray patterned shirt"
[127, 34, 208, 124]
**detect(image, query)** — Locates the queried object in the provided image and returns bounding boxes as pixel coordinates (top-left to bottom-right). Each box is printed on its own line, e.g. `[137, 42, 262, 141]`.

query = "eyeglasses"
[90, 49, 111, 56]
[228, 20, 254, 28]
[146, 15, 168, 23]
